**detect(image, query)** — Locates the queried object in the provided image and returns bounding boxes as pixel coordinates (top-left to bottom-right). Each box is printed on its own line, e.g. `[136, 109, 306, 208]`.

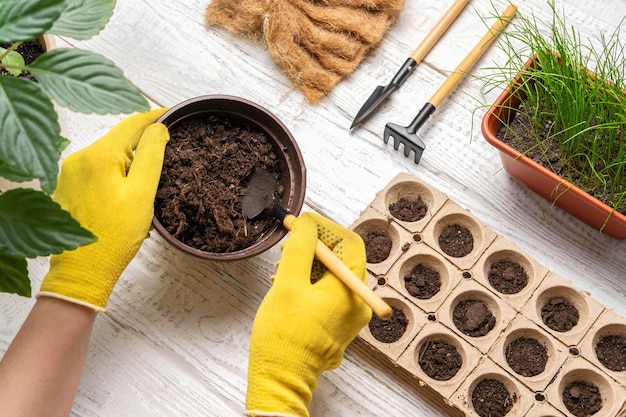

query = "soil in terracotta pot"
[0, 40, 43, 80]
[438, 224, 473, 257]
[540, 296, 580, 332]
[497, 98, 626, 216]
[154, 116, 282, 253]
[562, 380, 603, 417]
[388, 196, 427, 222]
[471, 378, 516, 417]
[595, 334, 626, 372]
[487, 260, 528, 294]
[453, 299, 496, 337]
[368, 306, 408, 343]
[361, 230, 392, 263]
[418, 339, 462, 381]
[505, 337, 548, 377]
[403, 263, 441, 299]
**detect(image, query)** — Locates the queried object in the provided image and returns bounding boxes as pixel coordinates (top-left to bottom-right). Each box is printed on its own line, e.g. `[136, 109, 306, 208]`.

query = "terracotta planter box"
[481, 57, 626, 239]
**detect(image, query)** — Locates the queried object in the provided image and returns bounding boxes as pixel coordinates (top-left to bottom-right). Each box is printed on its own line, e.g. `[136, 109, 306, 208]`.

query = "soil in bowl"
[487, 260, 529, 295]
[0, 40, 43, 80]
[368, 306, 408, 343]
[471, 378, 516, 417]
[403, 263, 441, 299]
[389, 196, 427, 222]
[505, 337, 548, 377]
[438, 224, 473, 257]
[540, 296, 580, 332]
[418, 339, 462, 381]
[361, 230, 392, 263]
[154, 115, 282, 253]
[562, 380, 603, 417]
[595, 334, 626, 372]
[453, 299, 496, 337]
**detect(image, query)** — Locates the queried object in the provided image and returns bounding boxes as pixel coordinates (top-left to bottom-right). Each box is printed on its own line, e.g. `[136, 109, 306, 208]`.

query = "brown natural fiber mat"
[206, 0, 405, 101]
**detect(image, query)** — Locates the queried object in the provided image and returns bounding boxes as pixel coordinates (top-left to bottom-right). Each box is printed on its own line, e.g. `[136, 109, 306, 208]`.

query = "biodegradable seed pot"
[153, 95, 306, 260]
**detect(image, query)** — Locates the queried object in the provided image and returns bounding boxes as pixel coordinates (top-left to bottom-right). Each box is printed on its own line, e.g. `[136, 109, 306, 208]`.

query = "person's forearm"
[0, 297, 97, 417]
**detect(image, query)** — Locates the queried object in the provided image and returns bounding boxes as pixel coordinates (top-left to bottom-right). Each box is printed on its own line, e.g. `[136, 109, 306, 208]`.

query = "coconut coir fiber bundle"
[206, 0, 405, 101]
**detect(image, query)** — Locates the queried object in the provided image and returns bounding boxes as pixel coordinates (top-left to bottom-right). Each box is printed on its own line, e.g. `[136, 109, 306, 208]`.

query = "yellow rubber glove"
[246, 212, 372, 417]
[37, 109, 170, 312]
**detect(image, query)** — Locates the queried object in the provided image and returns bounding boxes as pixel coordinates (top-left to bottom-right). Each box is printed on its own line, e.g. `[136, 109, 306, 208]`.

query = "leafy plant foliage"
[0, 0, 149, 296]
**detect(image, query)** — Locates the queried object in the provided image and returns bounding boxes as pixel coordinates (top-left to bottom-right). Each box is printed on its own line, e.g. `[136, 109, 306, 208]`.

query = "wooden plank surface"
[1, 0, 625, 416]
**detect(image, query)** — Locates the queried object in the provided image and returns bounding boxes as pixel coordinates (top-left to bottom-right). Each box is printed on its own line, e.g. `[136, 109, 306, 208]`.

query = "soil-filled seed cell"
[595, 334, 626, 372]
[389, 196, 428, 222]
[404, 263, 442, 299]
[505, 337, 548, 377]
[541, 296, 580, 332]
[488, 260, 528, 294]
[369, 306, 408, 343]
[362, 230, 392, 264]
[562, 380, 602, 417]
[471, 378, 515, 417]
[453, 299, 496, 338]
[438, 223, 474, 258]
[418, 338, 463, 381]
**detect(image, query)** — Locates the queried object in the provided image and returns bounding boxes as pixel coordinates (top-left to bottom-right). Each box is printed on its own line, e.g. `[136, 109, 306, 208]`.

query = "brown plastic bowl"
[152, 95, 307, 260]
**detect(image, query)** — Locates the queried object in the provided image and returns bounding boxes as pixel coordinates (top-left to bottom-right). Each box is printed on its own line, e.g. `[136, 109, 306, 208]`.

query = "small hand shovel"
[242, 168, 393, 319]
[384, 4, 517, 164]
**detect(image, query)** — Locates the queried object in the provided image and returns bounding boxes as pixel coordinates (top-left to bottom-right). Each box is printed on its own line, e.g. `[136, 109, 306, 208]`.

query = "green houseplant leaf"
[0, 46, 24, 76]
[0, 76, 63, 193]
[0, 188, 96, 258]
[49, 0, 116, 40]
[0, 0, 70, 42]
[0, 252, 29, 296]
[27, 48, 149, 114]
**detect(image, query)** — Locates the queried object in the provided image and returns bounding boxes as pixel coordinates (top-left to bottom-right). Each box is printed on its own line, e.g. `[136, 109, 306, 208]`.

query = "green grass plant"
[481, 1, 626, 216]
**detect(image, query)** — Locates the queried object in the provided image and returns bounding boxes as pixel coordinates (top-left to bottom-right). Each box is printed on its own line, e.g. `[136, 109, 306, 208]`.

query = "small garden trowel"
[242, 168, 393, 319]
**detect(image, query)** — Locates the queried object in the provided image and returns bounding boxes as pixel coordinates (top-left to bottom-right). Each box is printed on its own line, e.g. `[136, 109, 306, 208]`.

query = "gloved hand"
[246, 212, 372, 417]
[37, 109, 170, 312]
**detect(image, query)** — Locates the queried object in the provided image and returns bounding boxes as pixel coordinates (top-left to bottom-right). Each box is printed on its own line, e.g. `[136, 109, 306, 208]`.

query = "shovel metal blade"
[242, 168, 278, 219]
[383, 122, 426, 164]
[351, 84, 396, 129]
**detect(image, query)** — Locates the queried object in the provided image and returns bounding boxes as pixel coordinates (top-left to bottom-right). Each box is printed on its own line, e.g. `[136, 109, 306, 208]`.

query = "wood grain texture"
[2, 1, 625, 415]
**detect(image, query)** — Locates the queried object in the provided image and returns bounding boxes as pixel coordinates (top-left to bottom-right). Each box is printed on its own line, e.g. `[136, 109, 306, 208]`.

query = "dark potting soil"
[595, 334, 626, 372]
[388, 196, 427, 222]
[368, 306, 408, 343]
[471, 378, 516, 417]
[540, 296, 580, 332]
[453, 299, 496, 337]
[0, 40, 43, 80]
[562, 380, 603, 417]
[403, 263, 441, 299]
[497, 99, 626, 216]
[154, 116, 282, 253]
[361, 230, 392, 263]
[418, 339, 462, 381]
[438, 223, 473, 258]
[487, 260, 528, 295]
[505, 337, 548, 377]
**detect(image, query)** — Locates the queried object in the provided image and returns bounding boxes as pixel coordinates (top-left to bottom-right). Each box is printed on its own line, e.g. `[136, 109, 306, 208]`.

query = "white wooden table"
[2, 0, 625, 415]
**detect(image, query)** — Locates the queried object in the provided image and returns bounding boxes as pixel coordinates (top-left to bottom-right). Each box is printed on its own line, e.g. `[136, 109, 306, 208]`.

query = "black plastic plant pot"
[152, 94, 307, 261]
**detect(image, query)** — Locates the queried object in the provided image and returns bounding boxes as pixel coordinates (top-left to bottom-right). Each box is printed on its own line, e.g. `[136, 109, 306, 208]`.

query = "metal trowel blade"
[242, 168, 278, 219]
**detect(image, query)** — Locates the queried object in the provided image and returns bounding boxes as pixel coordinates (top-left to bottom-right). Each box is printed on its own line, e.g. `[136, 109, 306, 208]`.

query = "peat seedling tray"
[351, 173, 626, 417]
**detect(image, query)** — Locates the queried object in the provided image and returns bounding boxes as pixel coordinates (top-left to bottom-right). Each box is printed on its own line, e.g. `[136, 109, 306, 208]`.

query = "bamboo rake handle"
[429, 4, 517, 107]
[283, 214, 393, 319]
[409, 0, 471, 63]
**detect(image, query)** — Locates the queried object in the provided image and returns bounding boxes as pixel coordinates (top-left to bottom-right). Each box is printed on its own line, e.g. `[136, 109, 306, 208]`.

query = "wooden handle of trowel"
[429, 4, 517, 107]
[409, 0, 470, 64]
[283, 214, 393, 319]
